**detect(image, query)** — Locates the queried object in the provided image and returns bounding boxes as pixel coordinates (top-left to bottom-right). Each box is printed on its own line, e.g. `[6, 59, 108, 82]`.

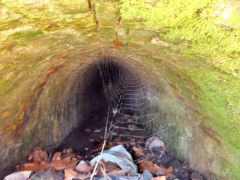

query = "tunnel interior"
[1, 53, 234, 180]
[56, 56, 152, 153]
[76, 57, 150, 130]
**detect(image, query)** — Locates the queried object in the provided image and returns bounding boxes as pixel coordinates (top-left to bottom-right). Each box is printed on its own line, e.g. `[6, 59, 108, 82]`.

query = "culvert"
[1, 0, 240, 179]
[0, 51, 234, 180]
[0, 54, 163, 178]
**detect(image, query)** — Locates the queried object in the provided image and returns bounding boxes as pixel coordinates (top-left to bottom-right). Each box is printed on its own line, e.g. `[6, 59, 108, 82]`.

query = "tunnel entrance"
[2, 56, 206, 180]
[77, 56, 150, 130]
[57, 56, 151, 152]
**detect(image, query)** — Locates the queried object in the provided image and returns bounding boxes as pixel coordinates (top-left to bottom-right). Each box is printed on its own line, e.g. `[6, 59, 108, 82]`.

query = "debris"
[89, 138, 95, 142]
[114, 137, 122, 142]
[5, 114, 204, 180]
[113, 40, 123, 47]
[90, 145, 137, 172]
[76, 161, 92, 174]
[132, 146, 144, 156]
[139, 160, 173, 176]
[29, 148, 48, 163]
[52, 152, 61, 161]
[64, 168, 90, 180]
[145, 137, 166, 155]
[3, 171, 31, 180]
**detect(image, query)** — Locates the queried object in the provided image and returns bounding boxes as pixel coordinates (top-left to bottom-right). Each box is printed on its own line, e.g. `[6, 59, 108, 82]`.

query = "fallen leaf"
[108, 169, 130, 175]
[64, 168, 78, 180]
[139, 160, 157, 174]
[151, 176, 166, 180]
[114, 137, 122, 142]
[166, 173, 175, 178]
[132, 146, 144, 156]
[52, 152, 62, 161]
[104, 161, 120, 172]
[89, 138, 95, 142]
[28, 153, 33, 161]
[76, 162, 92, 173]
[127, 118, 133, 123]
[20, 162, 42, 171]
[139, 160, 171, 176]
[77, 155, 82, 160]
[32, 149, 48, 163]
[166, 166, 173, 174]
[64, 169, 91, 180]
[66, 148, 73, 154]
[113, 40, 123, 47]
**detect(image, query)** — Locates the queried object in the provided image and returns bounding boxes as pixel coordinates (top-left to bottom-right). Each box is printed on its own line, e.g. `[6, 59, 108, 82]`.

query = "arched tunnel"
[0, 0, 240, 179]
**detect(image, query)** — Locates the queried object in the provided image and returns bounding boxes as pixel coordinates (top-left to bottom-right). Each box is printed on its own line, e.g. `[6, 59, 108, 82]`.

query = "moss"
[187, 66, 240, 179]
[120, 0, 240, 76]
[11, 30, 43, 39]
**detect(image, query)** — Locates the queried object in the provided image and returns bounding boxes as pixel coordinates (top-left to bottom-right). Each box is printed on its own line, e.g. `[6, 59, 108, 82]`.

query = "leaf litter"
[4, 118, 204, 180]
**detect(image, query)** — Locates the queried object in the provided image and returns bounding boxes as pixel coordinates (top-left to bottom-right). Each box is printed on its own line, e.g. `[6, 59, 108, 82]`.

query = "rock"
[145, 137, 166, 156]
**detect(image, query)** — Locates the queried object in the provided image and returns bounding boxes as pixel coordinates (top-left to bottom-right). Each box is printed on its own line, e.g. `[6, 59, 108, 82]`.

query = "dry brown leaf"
[139, 160, 157, 174]
[28, 153, 33, 161]
[77, 155, 82, 160]
[104, 161, 120, 172]
[132, 146, 144, 156]
[166, 166, 173, 174]
[64, 168, 91, 180]
[76, 162, 92, 173]
[20, 162, 43, 171]
[64, 168, 78, 180]
[127, 118, 133, 123]
[89, 138, 95, 142]
[49, 156, 77, 170]
[92, 142, 104, 152]
[32, 149, 48, 163]
[151, 176, 166, 180]
[114, 137, 122, 142]
[113, 40, 123, 47]
[139, 160, 171, 176]
[66, 148, 73, 154]
[166, 173, 175, 178]
[52, 152, 62, 161]
[108, 169, 131, 175]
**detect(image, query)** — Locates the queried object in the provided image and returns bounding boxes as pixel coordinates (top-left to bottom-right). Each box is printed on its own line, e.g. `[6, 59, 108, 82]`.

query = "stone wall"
[0, 0, 240, 179]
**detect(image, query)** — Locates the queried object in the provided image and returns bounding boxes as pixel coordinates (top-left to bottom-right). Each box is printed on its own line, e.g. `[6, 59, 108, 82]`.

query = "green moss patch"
[120, 0, 240, 76]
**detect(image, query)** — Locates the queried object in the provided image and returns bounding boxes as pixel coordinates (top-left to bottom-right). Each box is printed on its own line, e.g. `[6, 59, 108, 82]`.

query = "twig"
[90, 140, 107, 180]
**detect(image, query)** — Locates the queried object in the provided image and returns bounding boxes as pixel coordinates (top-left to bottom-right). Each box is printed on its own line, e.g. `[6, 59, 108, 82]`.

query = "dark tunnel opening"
[57, 56, 151, 152]
[77, 57, 149, 130]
